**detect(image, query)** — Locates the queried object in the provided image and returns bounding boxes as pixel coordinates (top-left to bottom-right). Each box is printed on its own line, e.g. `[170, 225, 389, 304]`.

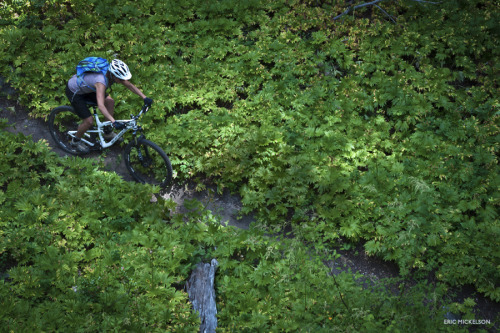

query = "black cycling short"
[65, 83, 98, 119]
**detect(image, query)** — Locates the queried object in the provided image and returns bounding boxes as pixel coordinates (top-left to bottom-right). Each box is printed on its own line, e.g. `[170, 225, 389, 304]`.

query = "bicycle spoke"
[49, 106, 81, 154]
[125, 139, 172, 187]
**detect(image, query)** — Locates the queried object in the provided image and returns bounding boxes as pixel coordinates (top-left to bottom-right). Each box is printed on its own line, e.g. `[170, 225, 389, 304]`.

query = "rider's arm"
[119, 79, 147, 99]
[95, 82, 116, 123]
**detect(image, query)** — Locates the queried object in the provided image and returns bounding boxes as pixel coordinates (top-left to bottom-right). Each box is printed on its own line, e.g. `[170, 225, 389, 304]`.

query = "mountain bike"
[48, 102, 173, 187]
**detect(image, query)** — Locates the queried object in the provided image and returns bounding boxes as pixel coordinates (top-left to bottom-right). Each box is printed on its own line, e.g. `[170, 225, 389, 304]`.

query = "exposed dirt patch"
[0, 93, 498, 331]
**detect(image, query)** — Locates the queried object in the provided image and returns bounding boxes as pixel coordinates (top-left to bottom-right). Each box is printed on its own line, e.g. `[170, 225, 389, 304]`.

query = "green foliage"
[0, 129, 200, 331]
[0, 0, 498, 306]
[0, 128, 475, 332]
[213, 229, 464, 332]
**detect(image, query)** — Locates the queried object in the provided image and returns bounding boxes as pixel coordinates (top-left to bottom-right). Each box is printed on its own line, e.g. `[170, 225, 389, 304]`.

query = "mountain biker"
[65, 59, 153, 153]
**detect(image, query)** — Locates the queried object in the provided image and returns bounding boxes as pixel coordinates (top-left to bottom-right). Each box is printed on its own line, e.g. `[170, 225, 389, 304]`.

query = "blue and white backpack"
[76, 57, 109, 91]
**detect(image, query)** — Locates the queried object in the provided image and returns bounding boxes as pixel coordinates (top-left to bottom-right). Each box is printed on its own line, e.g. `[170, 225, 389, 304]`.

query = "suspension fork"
[131, 132, 152, 166]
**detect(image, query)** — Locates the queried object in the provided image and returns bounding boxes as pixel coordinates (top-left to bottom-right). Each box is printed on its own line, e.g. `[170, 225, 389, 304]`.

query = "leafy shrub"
[0, 124, 200, 331]
[1, 125, 478, 332]
[0, 0, 498, 302]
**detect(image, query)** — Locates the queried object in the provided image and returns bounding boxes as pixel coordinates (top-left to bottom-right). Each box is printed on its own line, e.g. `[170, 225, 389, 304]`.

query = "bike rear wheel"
[48, 106, 95, 155]
[124, 138, 173, 187]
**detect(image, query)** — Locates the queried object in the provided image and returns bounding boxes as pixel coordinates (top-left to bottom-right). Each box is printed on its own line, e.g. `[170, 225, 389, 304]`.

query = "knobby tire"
[48, 106, 88, 155]
[124, 138, 173, 187]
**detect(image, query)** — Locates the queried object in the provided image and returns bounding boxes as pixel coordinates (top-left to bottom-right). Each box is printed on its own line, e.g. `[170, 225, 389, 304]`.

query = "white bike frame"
[68, 105, 149, 149]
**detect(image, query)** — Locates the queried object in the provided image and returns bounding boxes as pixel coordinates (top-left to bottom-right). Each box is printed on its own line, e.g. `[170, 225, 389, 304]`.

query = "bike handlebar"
[135, 104, 150, 118]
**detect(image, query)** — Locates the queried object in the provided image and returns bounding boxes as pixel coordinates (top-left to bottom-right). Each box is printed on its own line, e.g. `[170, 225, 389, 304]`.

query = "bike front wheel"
[124, 138, 173, 187]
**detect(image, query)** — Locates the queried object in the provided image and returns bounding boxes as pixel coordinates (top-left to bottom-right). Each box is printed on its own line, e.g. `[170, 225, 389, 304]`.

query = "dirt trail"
[0, 96, 398, 278]
[1, 94, 498, 330]
[0, 96, 255, 229]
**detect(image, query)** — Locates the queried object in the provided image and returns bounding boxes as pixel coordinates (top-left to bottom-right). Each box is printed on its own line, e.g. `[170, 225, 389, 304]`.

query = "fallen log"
[186, 259, 219, 333]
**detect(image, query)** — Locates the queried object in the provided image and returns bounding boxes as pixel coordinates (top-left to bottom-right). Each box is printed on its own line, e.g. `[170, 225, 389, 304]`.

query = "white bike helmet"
[109, 59, 132, 80]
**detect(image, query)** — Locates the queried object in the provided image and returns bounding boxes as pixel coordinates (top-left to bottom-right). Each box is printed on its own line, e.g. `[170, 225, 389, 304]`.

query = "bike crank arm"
[68, 130, 97, 148]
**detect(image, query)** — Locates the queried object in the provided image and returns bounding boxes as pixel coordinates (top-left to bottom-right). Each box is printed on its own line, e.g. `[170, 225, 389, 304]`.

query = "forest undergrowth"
[0, 0, 498, 331]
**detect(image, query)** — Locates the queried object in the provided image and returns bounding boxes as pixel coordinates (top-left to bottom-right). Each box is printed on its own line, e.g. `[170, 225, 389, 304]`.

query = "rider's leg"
[76, 116, 93, 139]
[65, 86, 93, 139]
[102, 96, 122, 141]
